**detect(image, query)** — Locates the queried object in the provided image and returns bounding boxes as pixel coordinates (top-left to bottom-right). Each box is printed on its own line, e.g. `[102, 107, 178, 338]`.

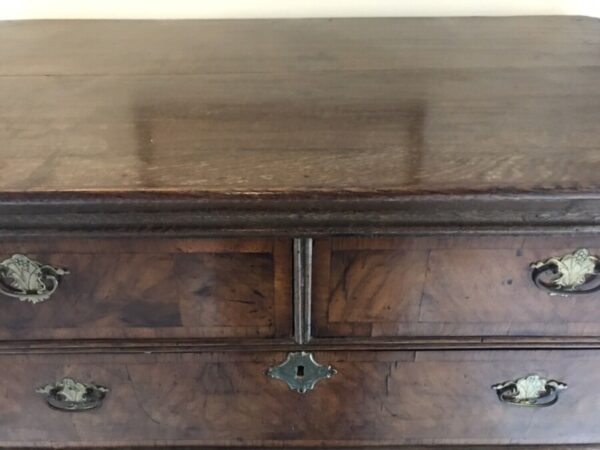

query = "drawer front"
[0, 238, 291, 340]
[0, 350, 596, 446]
[313, 236, 600, 337]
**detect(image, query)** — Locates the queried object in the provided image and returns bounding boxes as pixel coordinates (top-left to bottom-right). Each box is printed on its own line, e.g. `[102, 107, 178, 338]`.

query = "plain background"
[1, 0, 600, 20]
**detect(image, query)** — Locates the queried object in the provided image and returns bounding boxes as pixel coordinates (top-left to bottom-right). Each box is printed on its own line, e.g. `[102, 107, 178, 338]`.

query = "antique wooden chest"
[1, 16, 600, 449]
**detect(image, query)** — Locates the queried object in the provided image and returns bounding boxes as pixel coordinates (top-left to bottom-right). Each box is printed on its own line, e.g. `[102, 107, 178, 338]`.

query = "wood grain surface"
[0, 238, 292, 340]
[1, 17, 600, 196]
[3, 17, 600, 450]
[313, 236, 600, 338]
[0, 350, 597, 447]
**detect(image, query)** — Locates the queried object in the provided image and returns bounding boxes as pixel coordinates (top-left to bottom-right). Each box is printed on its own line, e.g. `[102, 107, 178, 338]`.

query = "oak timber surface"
[1, 17, 600, 196]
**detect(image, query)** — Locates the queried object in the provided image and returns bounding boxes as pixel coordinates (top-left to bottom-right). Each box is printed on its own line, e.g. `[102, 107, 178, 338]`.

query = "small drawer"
[313, 236, 600, 337]
[0, 350, 596, 446]
[0, 238, 292, 340]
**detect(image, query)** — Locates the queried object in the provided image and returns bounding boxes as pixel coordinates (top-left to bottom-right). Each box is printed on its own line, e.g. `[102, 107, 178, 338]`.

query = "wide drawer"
[313, 236, 600, 337]
[0, 350, 596, 447]
[0, 238, 292, 340]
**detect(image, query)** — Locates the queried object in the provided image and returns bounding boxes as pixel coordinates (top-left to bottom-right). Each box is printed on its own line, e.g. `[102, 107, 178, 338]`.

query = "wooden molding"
[3, 192, 600, 236]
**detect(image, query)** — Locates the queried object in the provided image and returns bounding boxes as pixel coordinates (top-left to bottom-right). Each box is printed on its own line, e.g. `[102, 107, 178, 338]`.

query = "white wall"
[1, 0, 599, 20]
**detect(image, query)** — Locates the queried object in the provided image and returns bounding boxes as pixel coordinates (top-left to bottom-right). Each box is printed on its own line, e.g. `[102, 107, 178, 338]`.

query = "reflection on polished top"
[1, 17, 599, 195]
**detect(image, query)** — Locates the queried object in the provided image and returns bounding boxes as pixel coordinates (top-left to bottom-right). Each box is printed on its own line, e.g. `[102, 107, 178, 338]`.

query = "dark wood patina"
[1, 16, 600, 449]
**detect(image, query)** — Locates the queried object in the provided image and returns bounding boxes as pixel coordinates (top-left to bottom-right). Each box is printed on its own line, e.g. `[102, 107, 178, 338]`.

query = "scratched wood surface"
[0, 238, 292, 340]
[1, 17, 600, 195]
[0, 350, 596, 447]
[313, 236, 600, 337]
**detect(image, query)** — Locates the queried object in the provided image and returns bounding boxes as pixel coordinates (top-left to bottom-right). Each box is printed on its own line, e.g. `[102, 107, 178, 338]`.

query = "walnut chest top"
[2, 16, 600, 235]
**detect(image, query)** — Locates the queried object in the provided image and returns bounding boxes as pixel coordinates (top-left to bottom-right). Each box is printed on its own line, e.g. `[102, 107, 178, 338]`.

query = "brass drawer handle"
[36, 377, 109, 412]
[492, 374, 567, 407]
[531, 248, 600, 295]
[0, 254, 69, 304]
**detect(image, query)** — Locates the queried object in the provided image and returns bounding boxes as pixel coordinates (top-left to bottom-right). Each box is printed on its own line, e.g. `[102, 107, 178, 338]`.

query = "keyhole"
[296, 365, 305, 378]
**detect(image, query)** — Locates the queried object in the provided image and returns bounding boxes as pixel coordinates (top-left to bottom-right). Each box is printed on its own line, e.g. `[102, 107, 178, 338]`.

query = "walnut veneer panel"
[0, 350, 597, 447]
[1, 17, 600, 195]
[313, 236, 600, 337]
[0, 238, 291, 340]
